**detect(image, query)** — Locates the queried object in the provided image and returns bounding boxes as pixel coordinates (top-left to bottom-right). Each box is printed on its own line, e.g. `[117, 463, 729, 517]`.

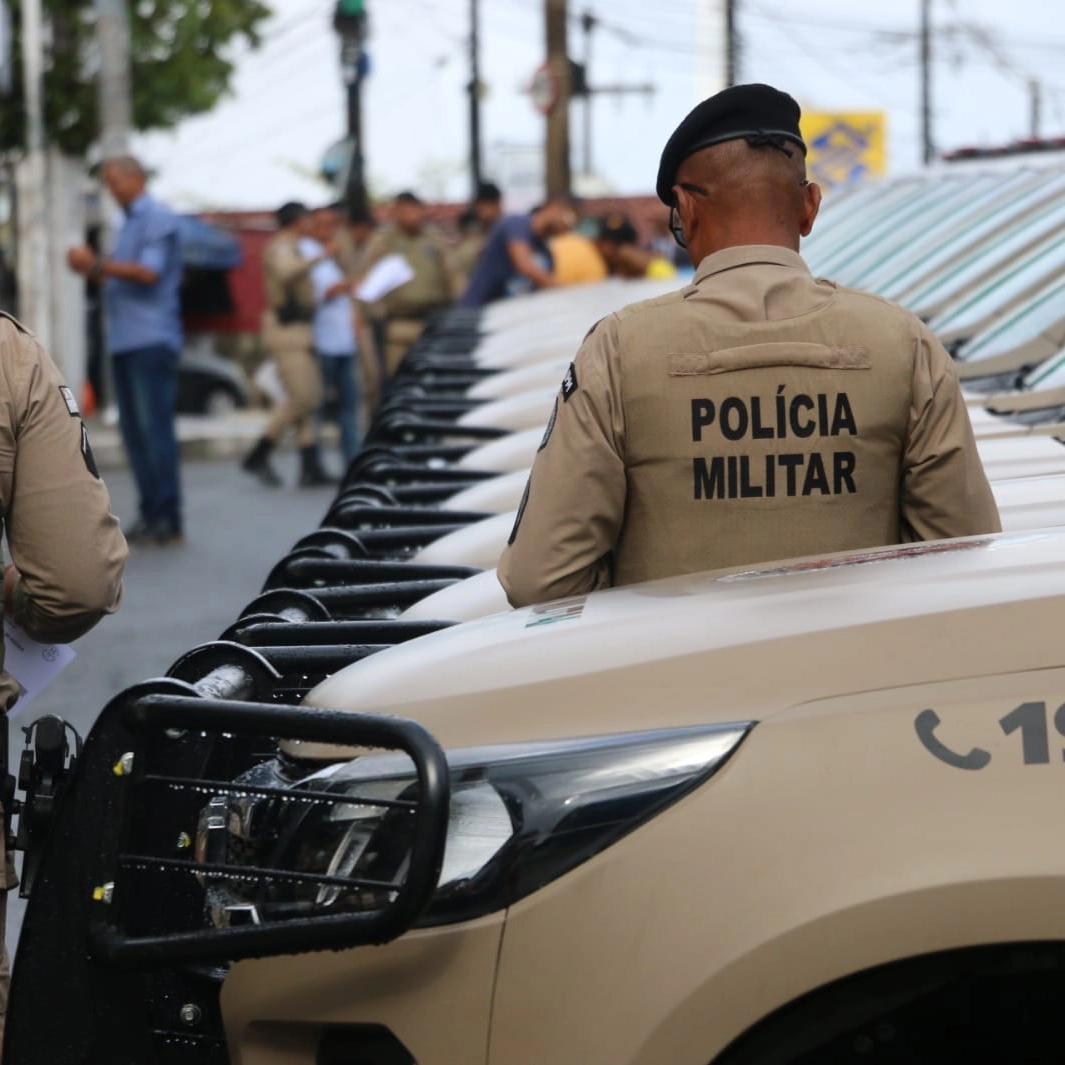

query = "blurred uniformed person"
[337, 207, 386, 421]
[242, 201, 334, 488]
[455, 181, 505, 282]
[0, 312, 127, 1043]
[358, 191, 461, 377]
[499, 83, 1001, 608]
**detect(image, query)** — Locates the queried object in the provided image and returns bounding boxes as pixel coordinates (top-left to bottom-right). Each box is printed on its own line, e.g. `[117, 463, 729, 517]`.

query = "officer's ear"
[799, 180, 822, 238]
[674, 186, 699, 246]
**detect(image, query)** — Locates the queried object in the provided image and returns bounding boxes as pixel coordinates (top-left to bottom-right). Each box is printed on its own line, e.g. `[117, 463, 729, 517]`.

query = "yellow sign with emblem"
[801, 111, 887, 188]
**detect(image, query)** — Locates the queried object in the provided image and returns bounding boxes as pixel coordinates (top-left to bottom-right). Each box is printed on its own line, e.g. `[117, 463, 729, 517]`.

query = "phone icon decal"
[914, 708, 992, 771]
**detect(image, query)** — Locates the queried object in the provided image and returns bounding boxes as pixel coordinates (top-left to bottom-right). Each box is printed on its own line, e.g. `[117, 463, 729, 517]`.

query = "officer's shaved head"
[674, 139, 821, 261]
[680, 139, 806, 194]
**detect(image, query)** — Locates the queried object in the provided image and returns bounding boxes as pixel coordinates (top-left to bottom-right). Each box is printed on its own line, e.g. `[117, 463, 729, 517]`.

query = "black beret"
[655, 83, 806, 204]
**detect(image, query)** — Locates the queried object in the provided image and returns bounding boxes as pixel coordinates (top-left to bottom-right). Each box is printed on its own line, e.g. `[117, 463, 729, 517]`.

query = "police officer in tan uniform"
[498, 83, 1001, 608]
[242, 201, 334, 488]
[0, 312, 128, 1042]
[358, 191, 461, 377]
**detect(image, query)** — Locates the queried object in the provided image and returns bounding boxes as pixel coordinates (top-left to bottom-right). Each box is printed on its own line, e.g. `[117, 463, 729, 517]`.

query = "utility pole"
[580, 10, 594, 176]
[545, 0, 570, 198]
[920, 0, 934, 165]
[95, 0, 133, 157]
[17, 0, 50, 346]
[570, 9, 653, 180]
[696, 0, 727, 98]
[725, 0, 738, 86]
[468, 0, 483, 197]
[335, 0, 368, 213]
[1029, 78, 1042, 139]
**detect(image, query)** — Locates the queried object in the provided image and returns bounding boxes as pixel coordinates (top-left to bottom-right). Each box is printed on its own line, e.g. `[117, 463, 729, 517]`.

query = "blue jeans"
[111, 345, 183, 530]
[317, 353, 360, 464]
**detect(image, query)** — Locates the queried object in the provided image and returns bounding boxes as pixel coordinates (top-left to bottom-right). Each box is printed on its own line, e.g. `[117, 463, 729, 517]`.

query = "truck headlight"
[199, 723, 751, 928]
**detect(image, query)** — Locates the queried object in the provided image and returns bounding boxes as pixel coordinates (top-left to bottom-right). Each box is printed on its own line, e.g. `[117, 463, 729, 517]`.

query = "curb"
[86, 411, 270, 470]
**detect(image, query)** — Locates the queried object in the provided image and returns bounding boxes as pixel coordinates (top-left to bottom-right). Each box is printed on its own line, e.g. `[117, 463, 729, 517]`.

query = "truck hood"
[299, 531, 1065, 754]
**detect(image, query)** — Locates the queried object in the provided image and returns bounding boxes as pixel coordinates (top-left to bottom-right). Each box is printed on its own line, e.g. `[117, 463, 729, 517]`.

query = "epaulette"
[0, 310, 32, 336]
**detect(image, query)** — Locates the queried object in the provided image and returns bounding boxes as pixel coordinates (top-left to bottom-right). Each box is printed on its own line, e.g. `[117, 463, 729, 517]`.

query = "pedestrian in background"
[0, 311, 128, 1047]
[242, 201, 334, 488]
[338, 206, 385, 421]
[595, 214, 678, 279]
[337, 205, 377, 277]
[303, 207, 361, 467]
[359, 191, 461, 377]
[67, 155, 185, 545]
[455, 181, 504, 281]
[459, 194, 577, 308]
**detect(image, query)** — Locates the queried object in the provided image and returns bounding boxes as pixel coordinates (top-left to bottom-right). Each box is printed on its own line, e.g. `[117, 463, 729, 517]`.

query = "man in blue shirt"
[67, 156, 184, 545]
[459, 195, 577, 308]
[301, 207, 361, 466]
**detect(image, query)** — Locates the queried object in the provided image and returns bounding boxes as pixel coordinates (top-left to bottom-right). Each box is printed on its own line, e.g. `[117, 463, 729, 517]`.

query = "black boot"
[242, 436, 282, 487]
[299, 446, 337, 488]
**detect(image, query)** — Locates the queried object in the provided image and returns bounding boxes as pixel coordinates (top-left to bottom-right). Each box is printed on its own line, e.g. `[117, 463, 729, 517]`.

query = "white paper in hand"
[356, 254, 415, 302]
[3, 617, 75, 719]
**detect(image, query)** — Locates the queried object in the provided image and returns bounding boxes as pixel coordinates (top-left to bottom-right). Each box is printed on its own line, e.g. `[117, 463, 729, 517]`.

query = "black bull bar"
[3, 307, 525, 1065]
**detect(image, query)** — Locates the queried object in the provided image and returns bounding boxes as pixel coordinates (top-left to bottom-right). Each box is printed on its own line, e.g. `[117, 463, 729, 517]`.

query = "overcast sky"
[134, 0, 1065, 210]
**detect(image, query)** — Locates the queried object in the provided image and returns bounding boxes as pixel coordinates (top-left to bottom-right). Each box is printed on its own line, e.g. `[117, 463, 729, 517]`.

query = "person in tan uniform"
[242, 201, 334, 488]
[454, 181, 505, 284]
[336, 207, 386, 421]
[498, 83, 1001, 608]
[358, 191, 461, 377]
[0, 312, 127, 1043]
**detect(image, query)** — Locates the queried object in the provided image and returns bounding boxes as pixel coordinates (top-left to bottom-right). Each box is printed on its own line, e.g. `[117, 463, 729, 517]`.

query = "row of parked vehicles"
[9, 161, 1065, 1064]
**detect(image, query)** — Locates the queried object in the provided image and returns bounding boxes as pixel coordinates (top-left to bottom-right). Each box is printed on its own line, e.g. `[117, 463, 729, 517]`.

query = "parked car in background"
[177, 336, 249, 416]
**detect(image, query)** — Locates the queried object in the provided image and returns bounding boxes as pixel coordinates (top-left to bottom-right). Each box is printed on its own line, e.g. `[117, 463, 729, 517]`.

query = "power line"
[746, 4, 1065, 56]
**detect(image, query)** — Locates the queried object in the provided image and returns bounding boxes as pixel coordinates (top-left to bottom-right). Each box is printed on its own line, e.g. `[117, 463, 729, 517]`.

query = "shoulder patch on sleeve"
[561, 362, 578, 402]
[81, 423, 100, 479]
[59, 385, 80, 416]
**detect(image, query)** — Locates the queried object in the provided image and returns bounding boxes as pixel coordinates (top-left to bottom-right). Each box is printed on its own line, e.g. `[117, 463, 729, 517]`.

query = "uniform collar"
[692, 244, 810, 283]
[123, 192, 151, 218]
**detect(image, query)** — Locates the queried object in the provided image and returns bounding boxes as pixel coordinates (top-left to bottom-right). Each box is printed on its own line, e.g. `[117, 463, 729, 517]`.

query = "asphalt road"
[5, 453, 339, 956]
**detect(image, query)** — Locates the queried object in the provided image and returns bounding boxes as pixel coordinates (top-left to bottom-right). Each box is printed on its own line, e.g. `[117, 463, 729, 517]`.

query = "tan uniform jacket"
[359, 224, 460, 320]
[498, 245, 1002, 608]
[0, 314, 127, 705]
[261, 232, 317, 354]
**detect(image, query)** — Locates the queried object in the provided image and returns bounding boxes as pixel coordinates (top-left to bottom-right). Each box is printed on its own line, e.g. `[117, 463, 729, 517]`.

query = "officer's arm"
[352, 232, 391, 319]
[438, 235, 464, 301]
[3, 327, 127, 643]
[498, 319, 626, 607]
[271, 239, 319, 289]
[353, 231, 389, 283]
[900, 323, 1001, 540]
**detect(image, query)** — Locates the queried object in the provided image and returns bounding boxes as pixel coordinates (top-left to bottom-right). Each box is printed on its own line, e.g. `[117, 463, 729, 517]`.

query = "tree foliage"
[1, 0, 272, 155]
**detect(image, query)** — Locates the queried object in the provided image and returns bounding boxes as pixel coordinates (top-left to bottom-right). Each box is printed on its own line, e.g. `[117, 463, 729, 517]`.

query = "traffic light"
[569, 59, 588, 98]
[333, 0, 366, 37]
